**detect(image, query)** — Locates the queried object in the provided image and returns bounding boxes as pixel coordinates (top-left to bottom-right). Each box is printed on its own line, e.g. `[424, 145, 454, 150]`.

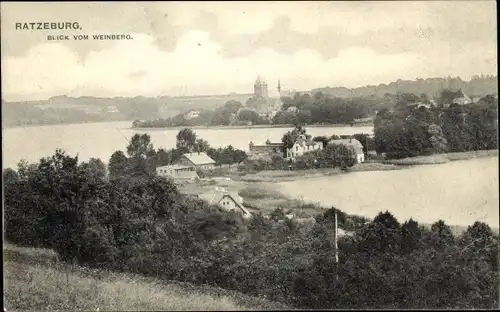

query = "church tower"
[254, 76, 268, 98]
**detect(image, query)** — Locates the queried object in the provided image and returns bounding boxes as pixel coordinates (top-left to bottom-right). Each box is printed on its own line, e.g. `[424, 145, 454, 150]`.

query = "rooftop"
[198, 191, 250, 216]
[295, 135, 320, 147]
[156, 165, 193, 170]
[328, 138, 364, 155]
[182, 152, 216, 165]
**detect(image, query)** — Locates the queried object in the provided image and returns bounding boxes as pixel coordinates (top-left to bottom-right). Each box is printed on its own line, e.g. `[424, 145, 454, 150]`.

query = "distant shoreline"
[3, 120, 374, 130]
[131, 122, 374, 131]
[2, 119, 135, 130]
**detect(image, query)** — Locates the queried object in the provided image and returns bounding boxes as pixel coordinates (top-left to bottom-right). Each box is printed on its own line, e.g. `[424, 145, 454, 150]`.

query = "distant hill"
[2, 75, 497, 127]
[312, 75, 498, 99]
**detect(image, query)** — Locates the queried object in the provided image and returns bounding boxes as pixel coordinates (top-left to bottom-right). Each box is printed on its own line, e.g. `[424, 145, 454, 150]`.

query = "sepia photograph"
[2, 1, 499, 310]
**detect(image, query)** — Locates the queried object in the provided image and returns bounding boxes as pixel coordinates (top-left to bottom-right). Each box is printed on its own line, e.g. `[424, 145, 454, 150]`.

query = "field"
[4, 244, 288, 311]
[383, 149, 498, 166]
[233, 162, 402, 183]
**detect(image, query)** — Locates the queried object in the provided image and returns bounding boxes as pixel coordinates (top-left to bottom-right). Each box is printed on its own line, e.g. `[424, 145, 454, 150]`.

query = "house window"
[295, 146, 298, 151]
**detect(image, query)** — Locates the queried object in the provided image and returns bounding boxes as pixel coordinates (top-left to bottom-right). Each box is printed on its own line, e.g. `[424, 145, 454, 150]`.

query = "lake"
[2, 121, 374, 168]
[279, 157, 499, 228]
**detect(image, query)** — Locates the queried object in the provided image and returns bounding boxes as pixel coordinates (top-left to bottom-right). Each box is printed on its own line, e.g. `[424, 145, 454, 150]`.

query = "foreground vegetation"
[4, 140, 499, 309]
[4, 244, 285, 311]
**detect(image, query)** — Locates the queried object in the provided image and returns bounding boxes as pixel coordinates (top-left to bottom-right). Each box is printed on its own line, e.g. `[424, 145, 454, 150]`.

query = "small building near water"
[328, 138, 365, 163]
[173, 152, 216, 170]
[199, 190, 252, 219]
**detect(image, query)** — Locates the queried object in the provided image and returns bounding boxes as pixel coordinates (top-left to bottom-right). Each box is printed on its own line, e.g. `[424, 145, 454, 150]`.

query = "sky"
[1, 1, 497, 101]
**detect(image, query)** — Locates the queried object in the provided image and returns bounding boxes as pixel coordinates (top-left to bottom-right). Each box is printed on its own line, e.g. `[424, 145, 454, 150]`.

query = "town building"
[199, 190, 252, 219]
[328, 138, 365, 163]
[107, 105, 119, 113]
[184, 110, 200, 120]
[156, 165, 199, 182]
[254, 76, 269, 98]
[452, 90, 472, 106]
[248, 141, 284, 159]
[286, 134, 323, 160]
[287, 106, 298, 113]
[173, 152, 216, 170]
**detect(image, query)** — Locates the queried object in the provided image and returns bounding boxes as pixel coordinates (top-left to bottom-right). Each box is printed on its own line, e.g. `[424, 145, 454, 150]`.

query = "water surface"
[279, 157, 499, 227]
[2, 121, 373, 168]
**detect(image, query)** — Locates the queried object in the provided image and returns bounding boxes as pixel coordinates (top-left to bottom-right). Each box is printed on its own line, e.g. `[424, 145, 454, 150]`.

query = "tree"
[238, 109, 260, 124]
[194, 138, 210, 153]
[176, 128, 197, 151]
[3, 168, 19, 182]
[233, 150, 248, 164]
[108, 150, 128, 179]
[126, 133, 155, 158]
[313, 136, 330, 147]
[429, 220, 455, 249]
[328, 144, 356, 170]
[360, 211, 402, 254]
[89, 158, 107, 178]
[401, 218, 423, 253]
[460, 222, 498, 270]
[155, 148, 172, 167]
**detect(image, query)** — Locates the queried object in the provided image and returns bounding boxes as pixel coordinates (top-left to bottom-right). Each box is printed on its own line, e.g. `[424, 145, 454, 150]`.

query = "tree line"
[313, 75, 497, 99]
[3, 149, 498, 309]
[374, 91, 498, 159]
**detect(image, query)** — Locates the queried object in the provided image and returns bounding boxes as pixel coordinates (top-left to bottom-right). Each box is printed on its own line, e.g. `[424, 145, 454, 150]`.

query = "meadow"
[4, 244, 288, 311]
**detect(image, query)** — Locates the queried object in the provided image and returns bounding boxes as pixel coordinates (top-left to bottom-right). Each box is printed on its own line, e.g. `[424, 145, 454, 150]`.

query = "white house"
[286, 134, 323, 160]
[199, 190, 252, 219]
[156, 165, 199, 182]
[328, 138, 365, 163]
[287, 106, 298, 113]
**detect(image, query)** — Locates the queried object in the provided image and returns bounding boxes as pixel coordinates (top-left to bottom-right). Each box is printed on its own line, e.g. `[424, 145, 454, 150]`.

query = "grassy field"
[4, 244, 288, 311]
[383, 149, 498, 166]
[235, 162, 402, 183]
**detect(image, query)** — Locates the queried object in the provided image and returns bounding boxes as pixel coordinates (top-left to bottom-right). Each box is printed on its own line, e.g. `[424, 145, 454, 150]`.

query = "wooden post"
[334, 210, 339, 263]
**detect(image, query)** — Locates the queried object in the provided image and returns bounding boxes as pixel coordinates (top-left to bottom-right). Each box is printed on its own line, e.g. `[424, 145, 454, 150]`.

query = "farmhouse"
[156, 165, 199, 182]
[173, 152, 216, 170]
[286, 134, 323, 160]
[328, 138, 365, 163]
[199, 191, 252, 219]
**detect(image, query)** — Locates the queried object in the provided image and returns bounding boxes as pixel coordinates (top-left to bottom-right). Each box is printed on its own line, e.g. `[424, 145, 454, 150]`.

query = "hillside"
[2, 75, 497, 127]
[4, 243, 288, 311]
[313, 75, 498, 98]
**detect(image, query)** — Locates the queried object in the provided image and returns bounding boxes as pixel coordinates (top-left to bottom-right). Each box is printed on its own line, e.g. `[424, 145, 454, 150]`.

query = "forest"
[374, 92, 498, 159]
